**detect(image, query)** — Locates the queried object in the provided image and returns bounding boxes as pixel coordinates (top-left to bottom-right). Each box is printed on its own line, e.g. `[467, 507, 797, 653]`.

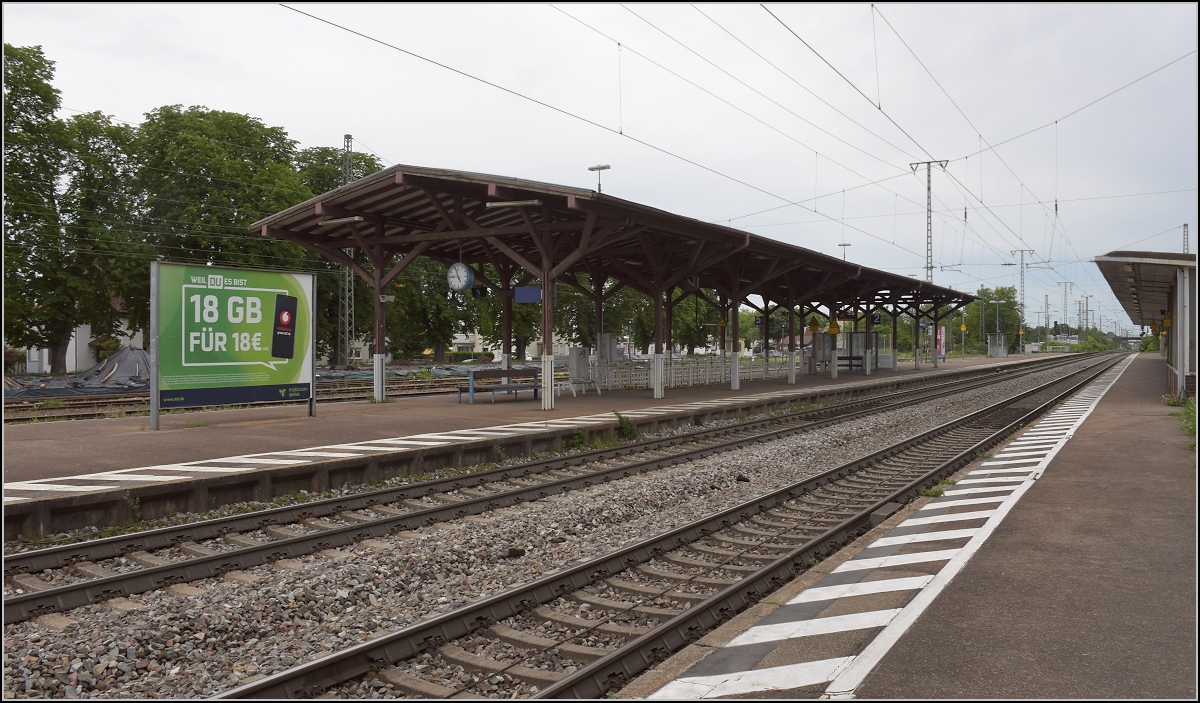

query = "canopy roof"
[1094, 250, 1196, 326]
[251, 163, 974, 314]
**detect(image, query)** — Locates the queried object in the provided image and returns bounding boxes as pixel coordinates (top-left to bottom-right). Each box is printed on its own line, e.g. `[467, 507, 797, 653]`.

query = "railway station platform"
[5, 354, 1020, 489]
[5, 353, 1059, 538]
[622, 352, 1196, 699]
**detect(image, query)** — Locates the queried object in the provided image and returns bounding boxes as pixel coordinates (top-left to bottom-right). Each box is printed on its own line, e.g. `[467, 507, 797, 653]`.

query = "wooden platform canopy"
[251, 164, 975, 406]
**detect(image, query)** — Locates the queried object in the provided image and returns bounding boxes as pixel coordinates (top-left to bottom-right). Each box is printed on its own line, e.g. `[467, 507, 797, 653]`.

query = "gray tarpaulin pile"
[71, 347, 151, 388]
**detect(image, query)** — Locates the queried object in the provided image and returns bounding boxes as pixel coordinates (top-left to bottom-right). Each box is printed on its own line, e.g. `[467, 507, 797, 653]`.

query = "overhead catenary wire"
[760, 4, 936, 162]
[869, 3, 1190, 286]
[58, 104, 389, 178]
[280, 4, 935, 264]
[955, 48, 1197, 160]
[751, 4, 1020, 269]
[688, 3, 919, 161]
[606, 3, 1000, 272]
[557, 4, 910, 175]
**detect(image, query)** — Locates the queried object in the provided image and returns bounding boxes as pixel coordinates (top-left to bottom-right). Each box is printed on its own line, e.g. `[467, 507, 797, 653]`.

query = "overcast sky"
[5, 3, 1197, 332]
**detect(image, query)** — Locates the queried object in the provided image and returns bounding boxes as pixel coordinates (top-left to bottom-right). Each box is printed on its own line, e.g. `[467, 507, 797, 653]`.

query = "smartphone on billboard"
[271, 294, 298, 359]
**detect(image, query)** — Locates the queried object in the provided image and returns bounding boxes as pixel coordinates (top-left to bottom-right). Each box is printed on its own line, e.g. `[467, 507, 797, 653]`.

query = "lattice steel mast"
[338, 134, 356, 367]
[910, 160, 948, 282]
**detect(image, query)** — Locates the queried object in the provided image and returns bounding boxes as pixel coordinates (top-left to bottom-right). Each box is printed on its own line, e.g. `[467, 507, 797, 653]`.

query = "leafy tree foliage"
[134, 105, 311, 268]
[4, 47, 144, 370]
[4, 43, 67, 365]
[670, 291, 719, 354]
[384, 258, 469, 361]
[60, 111, 147, 338]
[293, 146, 384, 365]
[960, 286, 1021, 353]
[471, 268, 541, 359]
[294, 146, 384, 196]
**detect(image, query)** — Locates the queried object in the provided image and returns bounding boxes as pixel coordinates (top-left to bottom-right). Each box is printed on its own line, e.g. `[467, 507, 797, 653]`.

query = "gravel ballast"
[3, 363, 1091, 698]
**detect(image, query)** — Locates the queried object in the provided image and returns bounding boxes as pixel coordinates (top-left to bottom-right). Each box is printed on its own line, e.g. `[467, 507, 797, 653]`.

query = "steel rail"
[535, 354, 1124, 698]
[212, 354, 1122, 698]
[3, 354, 1084, 578]
[4, 356, 1080, 422]
[2, 356, 1098, 624]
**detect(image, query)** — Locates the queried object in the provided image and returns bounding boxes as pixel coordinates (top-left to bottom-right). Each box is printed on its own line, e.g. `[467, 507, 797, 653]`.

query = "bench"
[838, 355, 865, 370]
[457, 368, 540, 404]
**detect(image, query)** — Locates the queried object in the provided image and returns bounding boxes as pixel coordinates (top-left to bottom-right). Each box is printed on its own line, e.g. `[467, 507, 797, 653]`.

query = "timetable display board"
[152, 262, 315, 409]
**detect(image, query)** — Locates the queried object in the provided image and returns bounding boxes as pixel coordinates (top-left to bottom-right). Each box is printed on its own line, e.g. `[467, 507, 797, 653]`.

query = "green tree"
[3, 46, 145, 371]
[472, 268, 541, 359]
[134, 105, 311, 268]
[667, 290, 719, 354]
[962, 286, 1021, 353]
[59, 111, 148, 341]
[294, 146, 383, 197]
[132, 105, 328, 360]
[293, 146, 384, 366]
[385, 259, 468, 361]
[551, 279, 596, 348]
[738, 308, 760, 352]
[5, 43, 67, 367]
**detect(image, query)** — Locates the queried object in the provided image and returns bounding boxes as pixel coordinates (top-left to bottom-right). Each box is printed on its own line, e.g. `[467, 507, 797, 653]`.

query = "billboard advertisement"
[152, 262, 315, 411]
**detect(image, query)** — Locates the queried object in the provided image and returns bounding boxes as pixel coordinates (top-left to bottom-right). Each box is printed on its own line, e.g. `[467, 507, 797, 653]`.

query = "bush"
[613, 411, 638, 441]
[1182, 395, 1196, 449]
[4, 347, 27, 372]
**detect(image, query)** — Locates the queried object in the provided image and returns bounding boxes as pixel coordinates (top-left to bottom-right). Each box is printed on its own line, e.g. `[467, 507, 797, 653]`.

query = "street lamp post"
[588, 164, 610, 193]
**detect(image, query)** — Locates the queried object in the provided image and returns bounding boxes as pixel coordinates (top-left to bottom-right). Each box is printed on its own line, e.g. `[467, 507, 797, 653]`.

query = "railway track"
[3, 355, 1096, 623]
[209, 353, 1122, 699]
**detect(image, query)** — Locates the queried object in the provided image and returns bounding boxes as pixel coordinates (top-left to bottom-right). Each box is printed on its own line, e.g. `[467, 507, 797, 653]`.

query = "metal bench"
[457, 369, 540, 404]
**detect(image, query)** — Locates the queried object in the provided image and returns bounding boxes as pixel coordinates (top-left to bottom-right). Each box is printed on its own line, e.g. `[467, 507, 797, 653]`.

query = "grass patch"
[919, 486, 945, 497]
[1163, 394, 1195, 450]
[566, 429, 589, 451]
[938, 478, 957, 485]
[614, 411, 638, 441]
[1180, 395, 1196, 449]
[183, 419, 207, 428]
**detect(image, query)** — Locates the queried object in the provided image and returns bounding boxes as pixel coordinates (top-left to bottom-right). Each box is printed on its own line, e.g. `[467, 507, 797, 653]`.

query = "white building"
[21, 323, 145, 374]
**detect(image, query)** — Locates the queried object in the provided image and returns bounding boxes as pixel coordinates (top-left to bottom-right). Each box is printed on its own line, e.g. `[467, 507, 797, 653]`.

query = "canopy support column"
[828, 303, 838, 380]
[652, 290, 665, 398]
[787, 302, 796, 384]
[541, 272, 555, 410]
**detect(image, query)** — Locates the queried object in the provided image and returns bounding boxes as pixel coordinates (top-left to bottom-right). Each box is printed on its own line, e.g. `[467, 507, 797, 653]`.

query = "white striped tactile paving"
[2, 382, 869, 503]
[646, 355, 1134, 700]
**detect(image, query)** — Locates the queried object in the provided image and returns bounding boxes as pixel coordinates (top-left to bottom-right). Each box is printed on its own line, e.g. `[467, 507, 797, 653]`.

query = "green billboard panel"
[153, 263, 314, 409]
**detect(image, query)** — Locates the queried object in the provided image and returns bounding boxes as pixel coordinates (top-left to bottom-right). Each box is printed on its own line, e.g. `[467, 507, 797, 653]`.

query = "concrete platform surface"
[622, 353, 1196, 700]
[856, 352, 1196, 699]
[3, 355, 1018, 485]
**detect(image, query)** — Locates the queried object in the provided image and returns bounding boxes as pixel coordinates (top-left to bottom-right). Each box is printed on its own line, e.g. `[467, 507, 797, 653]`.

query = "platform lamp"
[588, 164, 610, 193]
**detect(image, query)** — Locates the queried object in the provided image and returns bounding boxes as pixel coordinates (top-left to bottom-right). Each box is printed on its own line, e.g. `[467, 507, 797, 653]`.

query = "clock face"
[447, 262, 474, 292]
